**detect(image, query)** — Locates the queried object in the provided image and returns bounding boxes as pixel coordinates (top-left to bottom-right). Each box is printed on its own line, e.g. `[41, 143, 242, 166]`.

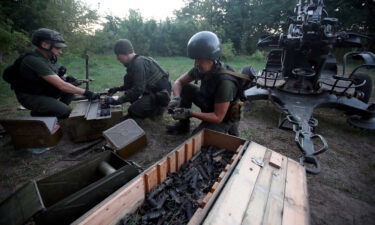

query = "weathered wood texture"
[203, 144, 310, 225]
[74, 129, 247, 225]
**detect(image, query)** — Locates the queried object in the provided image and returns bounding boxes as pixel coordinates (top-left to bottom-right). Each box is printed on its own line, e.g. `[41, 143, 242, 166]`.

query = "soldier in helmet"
[12, 28, 100, 119]
[166, 31, 241, 136]
[103, 39, 171, 118]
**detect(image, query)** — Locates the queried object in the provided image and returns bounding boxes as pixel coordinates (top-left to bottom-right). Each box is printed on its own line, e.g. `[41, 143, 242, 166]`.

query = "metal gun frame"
[245, 0, 375, 174]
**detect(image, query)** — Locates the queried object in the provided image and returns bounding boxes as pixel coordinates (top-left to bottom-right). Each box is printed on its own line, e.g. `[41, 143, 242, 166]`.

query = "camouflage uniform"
[115, 55, 171, 118]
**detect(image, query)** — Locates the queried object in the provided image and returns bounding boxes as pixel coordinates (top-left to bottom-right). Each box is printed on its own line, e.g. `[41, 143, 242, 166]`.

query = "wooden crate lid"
[203, 142, 310, 225]
[0, 117, 58, 136]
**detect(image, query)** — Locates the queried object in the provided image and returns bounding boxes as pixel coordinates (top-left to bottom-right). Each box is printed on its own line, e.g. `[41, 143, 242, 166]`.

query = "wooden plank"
[210, 182, 219, 193]
[157, 159, 168, 184]
[282, 159, 309, 225]
[73, 178, 145, 225]
[200, 192, 213, 208]
[144, 167, 158, 193]
[269, 151, 283, 169]
[167, 154, 177, 173]
[188, 144, 246, 225]
[262, 154, 288, 225]
[186, 142, 194, 161]
[193, 131, 203, 155]
[176, 146, 186, 169]
[241, 150, 274, 225]
[224, 164, 230, 172]
[217, 171, 225, 182]
[231, 154, 238, 163]
[187, 208, 204, 225]
[203, 142, 267, 225]
[203, 129, 246, 152]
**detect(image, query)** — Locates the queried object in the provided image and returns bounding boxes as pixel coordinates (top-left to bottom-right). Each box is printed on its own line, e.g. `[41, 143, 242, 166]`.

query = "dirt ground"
[0, 101, 374, 225]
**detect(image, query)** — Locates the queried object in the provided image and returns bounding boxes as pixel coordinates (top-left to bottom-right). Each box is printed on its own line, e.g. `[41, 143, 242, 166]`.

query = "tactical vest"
[198, 64, 240, 113]
[127, 55, 171, 93]
[14, 51, 61, 98]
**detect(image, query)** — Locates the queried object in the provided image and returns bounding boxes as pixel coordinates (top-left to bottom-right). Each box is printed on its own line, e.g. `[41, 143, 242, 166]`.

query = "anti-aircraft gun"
[244, 0, 375, 174]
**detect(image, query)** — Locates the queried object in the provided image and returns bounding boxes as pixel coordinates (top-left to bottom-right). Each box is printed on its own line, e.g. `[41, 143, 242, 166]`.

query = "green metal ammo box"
[0, 151, 140, 225]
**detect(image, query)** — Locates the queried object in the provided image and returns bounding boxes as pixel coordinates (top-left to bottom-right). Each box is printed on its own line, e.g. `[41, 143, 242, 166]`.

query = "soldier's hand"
[171, 108, 192, 120]
[168, 96, 181, 110]
[83, 90, 100, 100]
[107, 87, 119, 96]
[65, 75, 82, 86]
[104, 96, 120, 105]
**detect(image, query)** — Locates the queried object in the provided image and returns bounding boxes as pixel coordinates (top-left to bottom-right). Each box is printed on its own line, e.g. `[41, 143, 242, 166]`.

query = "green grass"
[58, 54, 265, 92]
[0, 54, 265, 110]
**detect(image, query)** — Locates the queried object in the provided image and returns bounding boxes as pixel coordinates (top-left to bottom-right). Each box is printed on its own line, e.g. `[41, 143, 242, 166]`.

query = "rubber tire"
[352, 72, 373, 103]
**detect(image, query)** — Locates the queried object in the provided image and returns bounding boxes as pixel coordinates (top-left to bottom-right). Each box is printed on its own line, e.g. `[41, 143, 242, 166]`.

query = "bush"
[221, 40, 236, 61]
[249, 50, 266, 61]
[0, 25, 30, 57]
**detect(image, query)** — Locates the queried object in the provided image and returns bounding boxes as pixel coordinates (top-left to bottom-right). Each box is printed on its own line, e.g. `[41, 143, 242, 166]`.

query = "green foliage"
[221, 40, 236, 61]
[0, 26, 30, 54]
[249, 50, 266, 62]
[0, 0, 99, 56]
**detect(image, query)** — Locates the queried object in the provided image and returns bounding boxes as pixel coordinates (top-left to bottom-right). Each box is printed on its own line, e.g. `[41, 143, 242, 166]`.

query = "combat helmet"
[114, 39, 134, 55]
[187, 31, 221, 61]
[31, 28, 67, 49]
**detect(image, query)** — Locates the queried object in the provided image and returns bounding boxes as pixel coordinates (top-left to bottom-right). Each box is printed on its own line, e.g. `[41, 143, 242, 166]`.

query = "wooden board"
[72, 178, 145, 225]
[269, 151, 283, 169]
[282, 159, 310, 225]
[157, 159, 168, 184]
[203, 143, 309, 225]
[203, 142, 267, 225]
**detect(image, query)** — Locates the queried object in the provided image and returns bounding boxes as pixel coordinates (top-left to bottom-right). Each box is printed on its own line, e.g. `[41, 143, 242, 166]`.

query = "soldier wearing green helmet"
[166, 31, 241, 136]
[103, 39, 171, 118]
[9, 28, 100, 119]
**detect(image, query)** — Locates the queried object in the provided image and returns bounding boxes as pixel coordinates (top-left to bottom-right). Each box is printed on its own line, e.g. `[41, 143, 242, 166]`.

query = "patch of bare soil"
[0, 101, 374, 225]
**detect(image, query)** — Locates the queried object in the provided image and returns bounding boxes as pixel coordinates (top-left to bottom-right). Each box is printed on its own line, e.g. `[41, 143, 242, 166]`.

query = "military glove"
[108, 87, 120, 96]
[168, 96, 181, 109]
[171, 108, 192, 120]
[83, 90, 100, 100]
[104, 96, 120, 105]
[65, 75, 83, 86]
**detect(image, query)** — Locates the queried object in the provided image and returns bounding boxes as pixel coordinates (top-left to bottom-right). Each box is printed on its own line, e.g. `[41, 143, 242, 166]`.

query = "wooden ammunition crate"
[72, 129, 310, 225]
[0, 117, 62, 149]
[72, 129, 247, 225]
[64, 100, 123, 142]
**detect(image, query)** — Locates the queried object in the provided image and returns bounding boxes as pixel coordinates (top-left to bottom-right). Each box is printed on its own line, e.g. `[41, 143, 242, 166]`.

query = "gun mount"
[244, 0, 375, 174]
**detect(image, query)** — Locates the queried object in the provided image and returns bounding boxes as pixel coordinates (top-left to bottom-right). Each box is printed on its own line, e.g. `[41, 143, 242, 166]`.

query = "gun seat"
[318, 77, 356, 96]
[0, 117, 62, 149]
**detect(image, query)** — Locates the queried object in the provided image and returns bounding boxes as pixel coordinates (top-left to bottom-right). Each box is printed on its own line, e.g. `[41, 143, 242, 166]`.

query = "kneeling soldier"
[166, 31, 242, 136]
[104, 39, 171, 118]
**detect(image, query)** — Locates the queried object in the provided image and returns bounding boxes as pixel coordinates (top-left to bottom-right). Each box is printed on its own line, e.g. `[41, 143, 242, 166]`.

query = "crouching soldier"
[104, 39, 171, 118]
[166, 31, 242, 136]
[6, 28, 100, 119]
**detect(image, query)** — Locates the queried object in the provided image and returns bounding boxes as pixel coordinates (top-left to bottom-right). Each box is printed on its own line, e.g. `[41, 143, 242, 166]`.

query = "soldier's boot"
[166, 119, 190, 134]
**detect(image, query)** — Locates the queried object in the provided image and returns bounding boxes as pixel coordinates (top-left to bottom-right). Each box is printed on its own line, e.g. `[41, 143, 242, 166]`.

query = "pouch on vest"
[225, 101, 243, 122]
